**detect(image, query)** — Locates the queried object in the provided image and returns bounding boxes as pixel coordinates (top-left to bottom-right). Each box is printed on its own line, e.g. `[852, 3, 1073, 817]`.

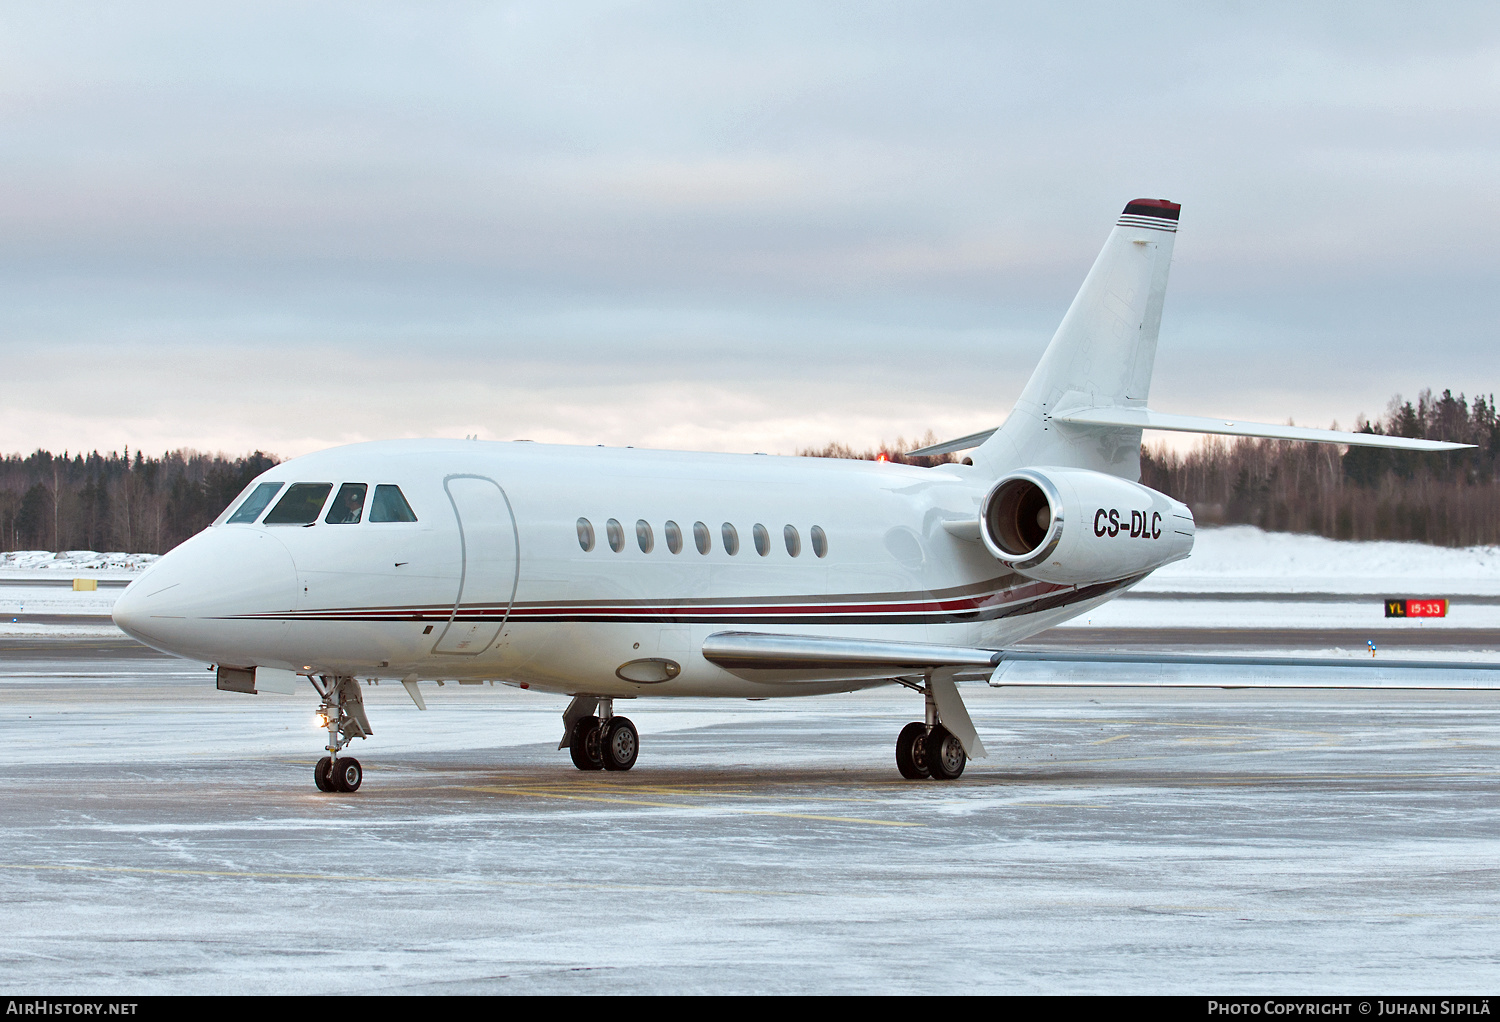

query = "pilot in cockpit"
[327, 484, 366, 525]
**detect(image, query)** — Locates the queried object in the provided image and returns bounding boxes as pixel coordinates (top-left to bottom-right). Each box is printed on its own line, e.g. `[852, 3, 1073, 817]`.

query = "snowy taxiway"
[4, 636, 1500, 994]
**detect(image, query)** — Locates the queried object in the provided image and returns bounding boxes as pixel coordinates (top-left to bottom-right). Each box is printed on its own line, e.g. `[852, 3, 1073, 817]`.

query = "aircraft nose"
[113, 528, 298, 662]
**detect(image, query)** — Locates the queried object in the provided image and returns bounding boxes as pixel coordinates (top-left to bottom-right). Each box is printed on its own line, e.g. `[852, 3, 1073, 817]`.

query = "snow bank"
[1140, 526, 1500, 595]
[0, 550, 159, 573]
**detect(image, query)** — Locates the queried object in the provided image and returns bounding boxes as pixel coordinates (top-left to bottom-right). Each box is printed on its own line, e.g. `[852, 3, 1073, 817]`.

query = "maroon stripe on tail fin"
[1122, 198, 1181, 220]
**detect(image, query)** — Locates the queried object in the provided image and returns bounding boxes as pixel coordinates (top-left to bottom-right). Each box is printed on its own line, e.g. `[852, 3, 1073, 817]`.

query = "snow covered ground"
[1138, 526, 1500, 596]
[6, 658, 1500, 994]
[1063, 526, 1500, 631]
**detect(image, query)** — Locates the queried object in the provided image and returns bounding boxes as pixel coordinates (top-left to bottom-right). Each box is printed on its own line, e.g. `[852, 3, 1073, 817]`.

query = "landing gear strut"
[894, 668, 978, 781]
[311, 675, 371, 793]
[561, 696, 639, 772]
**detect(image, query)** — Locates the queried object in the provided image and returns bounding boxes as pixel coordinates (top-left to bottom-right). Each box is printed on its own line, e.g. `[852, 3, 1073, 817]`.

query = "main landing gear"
[560, 695, 639, 771]
[895, 721, 966, 780]
[894, 667, 984, 781]
[310, 675, 372, 793]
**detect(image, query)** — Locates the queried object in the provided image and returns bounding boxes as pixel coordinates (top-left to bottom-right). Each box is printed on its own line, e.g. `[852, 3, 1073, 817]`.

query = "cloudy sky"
[0, 2, 1496, 460]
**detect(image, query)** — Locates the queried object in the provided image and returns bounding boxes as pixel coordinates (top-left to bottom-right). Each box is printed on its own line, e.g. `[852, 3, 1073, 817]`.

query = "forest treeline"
[801, 389, 1500, 547]
[0, 448, 279, 554]
[2, 388, 1494, 554]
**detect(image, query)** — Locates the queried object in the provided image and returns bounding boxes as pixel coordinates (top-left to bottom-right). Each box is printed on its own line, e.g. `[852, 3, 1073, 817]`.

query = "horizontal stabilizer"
[1052, 407, 1473, 451]
[906, 429, 998, 458]
[908, 410, 1473, 456]
[992, 649, 1500, 689]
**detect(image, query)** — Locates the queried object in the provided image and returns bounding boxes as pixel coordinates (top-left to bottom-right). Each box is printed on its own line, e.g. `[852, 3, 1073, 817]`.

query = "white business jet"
[112, 199, 1490, 793]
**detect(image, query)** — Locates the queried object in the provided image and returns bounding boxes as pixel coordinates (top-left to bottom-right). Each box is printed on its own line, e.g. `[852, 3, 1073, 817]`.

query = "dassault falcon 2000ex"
[113, 198, 1498, 793]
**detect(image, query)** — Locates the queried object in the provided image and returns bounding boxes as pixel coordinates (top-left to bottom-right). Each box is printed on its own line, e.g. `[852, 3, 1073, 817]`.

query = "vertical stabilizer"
[973, 199, 1179, 480]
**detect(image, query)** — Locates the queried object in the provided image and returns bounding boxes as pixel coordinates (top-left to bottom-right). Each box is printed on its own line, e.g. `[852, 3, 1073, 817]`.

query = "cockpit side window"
[263, 483, 334, 525]
[369, 484, 418, 523]
[226, 481, 284, 524]
[324, 483, 368, 525]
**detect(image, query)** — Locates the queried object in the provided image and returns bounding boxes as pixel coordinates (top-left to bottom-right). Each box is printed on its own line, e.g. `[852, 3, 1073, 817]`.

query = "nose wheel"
[314, 755, 363, 792]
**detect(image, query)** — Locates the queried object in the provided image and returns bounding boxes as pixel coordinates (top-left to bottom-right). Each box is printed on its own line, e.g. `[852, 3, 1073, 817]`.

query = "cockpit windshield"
[263, 483, 333, 525]
[225, 481, 284, 524]
[370, 485, 418, 522]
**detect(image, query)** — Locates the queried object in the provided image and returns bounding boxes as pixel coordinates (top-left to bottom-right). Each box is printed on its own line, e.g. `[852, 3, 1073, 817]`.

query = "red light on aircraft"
[876, 452, 889, 462]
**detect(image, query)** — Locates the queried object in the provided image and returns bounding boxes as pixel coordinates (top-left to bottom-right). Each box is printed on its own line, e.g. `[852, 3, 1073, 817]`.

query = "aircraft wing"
[991, 649, 1500, 689]
[702, 632, 1500, 689]
[702, 632, 1500, 761]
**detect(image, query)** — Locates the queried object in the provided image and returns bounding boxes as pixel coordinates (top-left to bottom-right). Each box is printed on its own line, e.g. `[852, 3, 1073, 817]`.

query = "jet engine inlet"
[986, 477, 1053, 557]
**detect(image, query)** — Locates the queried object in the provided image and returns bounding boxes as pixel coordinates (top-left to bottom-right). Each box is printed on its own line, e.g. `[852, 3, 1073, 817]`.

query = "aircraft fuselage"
[113, 438, 1131, 698]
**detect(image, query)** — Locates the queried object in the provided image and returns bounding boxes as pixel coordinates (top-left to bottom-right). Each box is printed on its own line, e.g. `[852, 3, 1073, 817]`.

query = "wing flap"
[702, 631, 1000, 672]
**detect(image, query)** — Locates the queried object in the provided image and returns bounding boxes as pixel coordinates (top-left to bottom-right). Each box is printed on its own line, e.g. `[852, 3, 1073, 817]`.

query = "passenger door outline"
[431, 474, 519, 656]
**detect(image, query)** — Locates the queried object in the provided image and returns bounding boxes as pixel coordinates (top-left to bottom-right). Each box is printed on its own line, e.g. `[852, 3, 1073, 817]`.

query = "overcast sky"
[0, 2, 1496, 460]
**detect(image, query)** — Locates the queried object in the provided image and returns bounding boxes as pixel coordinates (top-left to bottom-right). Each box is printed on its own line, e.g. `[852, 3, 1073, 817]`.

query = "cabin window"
[226, 482, 283, 524]
[636, 519, 654, 553]
[664, 520, 683, 554]
[577, 518, 595, 552]
[263, 483, 333, 525]
[752, 523, 769, 556]
[693, 521, 711, 554]
[606, 518, 624, 552]
[811, 525, 828, 558]
[784, 524, 801, 557]
[370, 485, 418, 522]
[324, 483, 368, 524]
[721, 523, 740, 555]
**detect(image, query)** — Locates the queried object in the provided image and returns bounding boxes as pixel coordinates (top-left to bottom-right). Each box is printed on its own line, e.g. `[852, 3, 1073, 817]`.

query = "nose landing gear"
[311, 675, 372, 793]
[561, 695, 639, 771]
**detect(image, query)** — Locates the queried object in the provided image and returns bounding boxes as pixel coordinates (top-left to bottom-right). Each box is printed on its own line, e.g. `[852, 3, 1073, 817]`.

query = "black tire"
[895, 721, 930, 779]
[314, 756, 334, 792]
[569, 715, 603, 770]
[600, 716, 639, 771]
[333, 757, 363, 792]
[926, 725, 966, 780]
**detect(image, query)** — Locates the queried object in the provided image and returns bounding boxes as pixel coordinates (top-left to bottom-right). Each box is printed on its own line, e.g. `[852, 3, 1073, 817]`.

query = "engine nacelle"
[979, 466, 1195, 586]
